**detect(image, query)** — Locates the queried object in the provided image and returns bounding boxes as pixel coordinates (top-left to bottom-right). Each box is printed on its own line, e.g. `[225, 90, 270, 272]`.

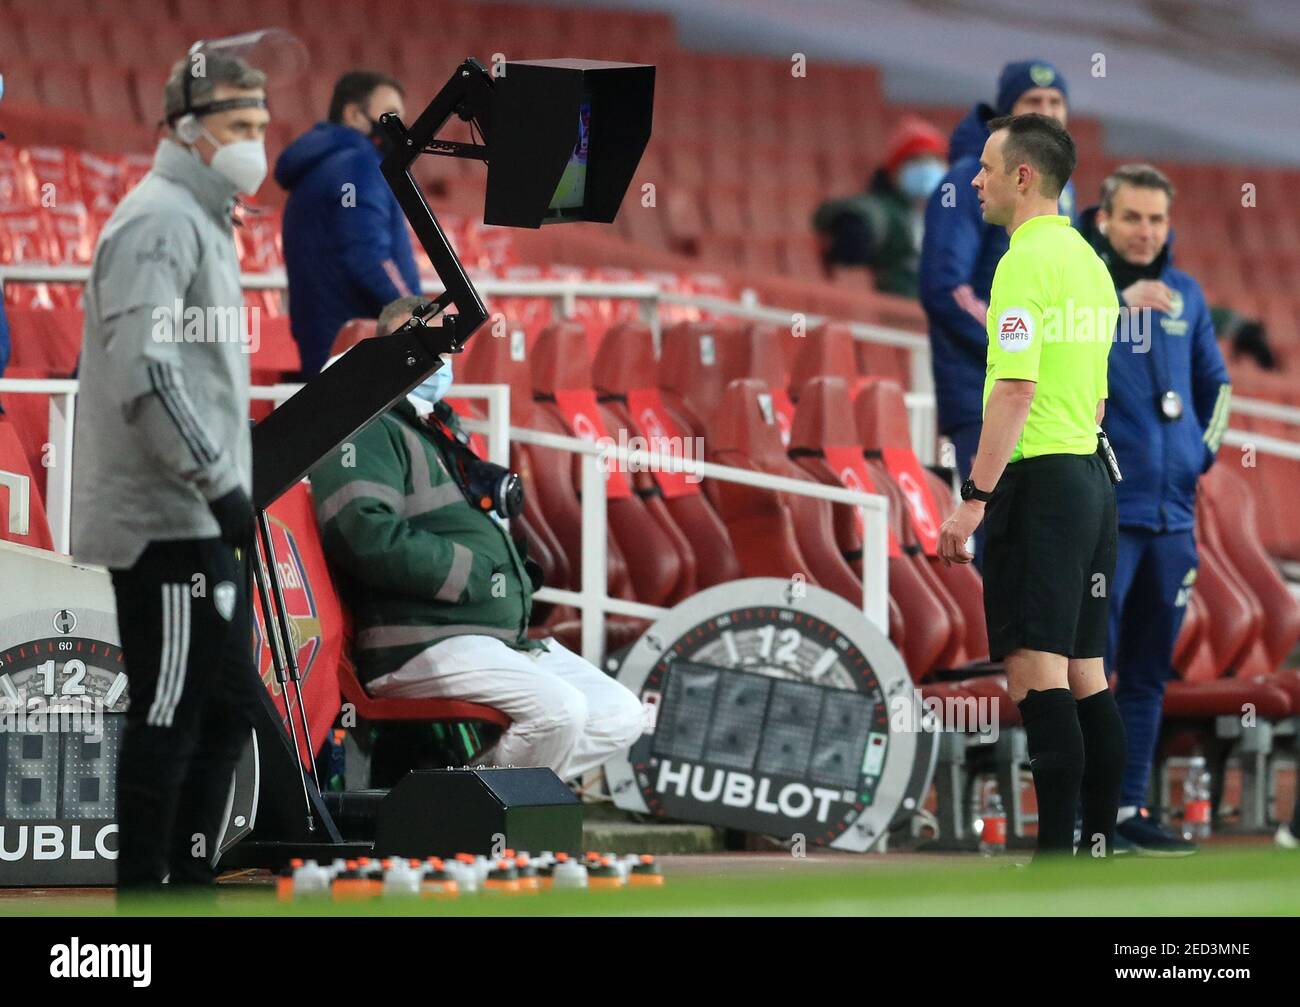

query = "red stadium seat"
[0, 366, 54, 507]
[855, 377, 983, 663]
[0, 419, 55, 551]
[1164, 527, 1292, 721]
[5, 307, 83, 376]
[36, 64, 89, 113]
[788, 375, 954, 677]
[789, 320, 866, 401]
[460, 322, 647, 654]
[530, 320, 692, 607]
[719, 322, 795, 446]
[336, 656, 511, 728]
[594, 319, 742, 589]
[656, 318, 741, 436]
[708, 377, 902, 640]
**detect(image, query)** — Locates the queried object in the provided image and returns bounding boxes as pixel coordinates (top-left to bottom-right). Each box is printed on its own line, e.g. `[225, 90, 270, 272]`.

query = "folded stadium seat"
[707, 377, 905, 646]
[705, 184, 747, 237]
[0, 65, 39, 110]
[718, 322, 795, 447]
[781, 235, 825, 280]
[1198, 466, 1300, 707]
[25, 15, 96, 67]
[787, 375, 955, 679]
[1162, 531, 1290, 722]
[663, 187, 705, 255]
[854, 334, 912, 389]
[593, 319, 742, 589]
[530, 320, 693, 607]
[656, 318, 742, 438]
[249, 315, 300, 385]
[444, 322, 584, 597]
[23, 146, 81, 204]
[854, 377, 983, 666]
[236, 208, 284, 276]
[128, 66, 170, 129]
[35, 64, 89, 114]
[1172, 590, 1209, 677]
[1249, 427, 1300, 562]
[0, 144, 39, 209]
[459, 319, 649, 655]
[0, 366, 54, 507]
[85, 65, 139, 125]
[788, 321, 868, 403]
[0, 418, 55, 550]
[75, 151, 123, 216]
[5, 307, 83, 376]
[739, 236, 785, 276]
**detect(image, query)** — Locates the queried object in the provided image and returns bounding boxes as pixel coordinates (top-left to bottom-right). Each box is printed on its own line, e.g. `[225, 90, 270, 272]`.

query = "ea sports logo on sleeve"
[997, 308, 1034, 352]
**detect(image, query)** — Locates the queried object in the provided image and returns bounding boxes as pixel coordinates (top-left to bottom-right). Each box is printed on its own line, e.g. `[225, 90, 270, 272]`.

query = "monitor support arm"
[250, 58, 497, 509]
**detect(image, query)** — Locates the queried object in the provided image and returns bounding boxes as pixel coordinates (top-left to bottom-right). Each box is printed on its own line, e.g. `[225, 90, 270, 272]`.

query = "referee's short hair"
[1099, 164, 1176, 214]
[986, 112, 1077, 199]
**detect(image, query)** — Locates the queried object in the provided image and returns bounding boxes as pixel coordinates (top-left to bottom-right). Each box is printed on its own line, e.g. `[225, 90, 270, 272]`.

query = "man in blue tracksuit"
[275, 71, 421, 377]
[919, 60, 1076, 483]
[1082, 164, 1231, 855]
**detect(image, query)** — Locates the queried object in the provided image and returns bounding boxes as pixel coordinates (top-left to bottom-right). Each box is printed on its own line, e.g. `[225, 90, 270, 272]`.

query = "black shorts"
[982, 450, 1118, 662]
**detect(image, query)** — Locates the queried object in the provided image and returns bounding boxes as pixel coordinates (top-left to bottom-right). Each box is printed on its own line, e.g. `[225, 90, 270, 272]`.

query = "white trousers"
[366, 635, 645, 782]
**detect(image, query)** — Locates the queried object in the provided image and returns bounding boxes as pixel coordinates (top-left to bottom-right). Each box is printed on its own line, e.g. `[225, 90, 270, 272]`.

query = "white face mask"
[203, 129, 267, 195]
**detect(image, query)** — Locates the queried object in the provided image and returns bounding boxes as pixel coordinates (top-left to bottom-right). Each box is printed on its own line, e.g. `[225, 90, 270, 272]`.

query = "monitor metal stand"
[239, 60, 498, 861]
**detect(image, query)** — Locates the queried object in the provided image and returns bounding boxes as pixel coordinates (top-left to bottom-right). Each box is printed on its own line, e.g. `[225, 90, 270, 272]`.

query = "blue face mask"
[898, 158, 947, 201]
[411, 357, 453, 404]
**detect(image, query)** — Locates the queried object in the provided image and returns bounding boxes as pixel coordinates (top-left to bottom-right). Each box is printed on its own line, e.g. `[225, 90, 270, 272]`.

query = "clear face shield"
[168, 30, 308, 193]
[170, 28, 309, 133]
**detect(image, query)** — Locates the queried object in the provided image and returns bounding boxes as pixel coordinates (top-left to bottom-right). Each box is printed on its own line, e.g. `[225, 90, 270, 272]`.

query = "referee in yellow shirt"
[937, 114, 1125, 859]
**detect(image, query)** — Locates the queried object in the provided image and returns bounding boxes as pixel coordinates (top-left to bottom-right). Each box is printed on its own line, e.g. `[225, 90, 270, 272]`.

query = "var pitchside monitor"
[548, 96, 592, 217]
[485, 60, 653, 228]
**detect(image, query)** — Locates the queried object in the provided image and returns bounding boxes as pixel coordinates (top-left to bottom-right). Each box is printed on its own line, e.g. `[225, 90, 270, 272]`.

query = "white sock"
[1117, 805, 1139, 824]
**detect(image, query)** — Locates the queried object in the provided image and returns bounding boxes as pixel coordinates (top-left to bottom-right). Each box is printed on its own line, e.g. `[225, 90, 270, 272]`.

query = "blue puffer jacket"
[275, 123, 421, 376]
[1079, 208, 1231, 532]
[919, 103, 1076, 434]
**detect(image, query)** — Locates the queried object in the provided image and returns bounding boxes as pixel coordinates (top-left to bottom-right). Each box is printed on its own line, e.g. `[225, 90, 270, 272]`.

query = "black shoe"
[1116, 809, 1198, 857]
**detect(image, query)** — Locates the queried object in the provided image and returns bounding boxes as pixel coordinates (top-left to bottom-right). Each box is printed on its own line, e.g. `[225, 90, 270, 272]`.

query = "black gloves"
[208, 487, 255, 547]
[524, 558, 544, 593]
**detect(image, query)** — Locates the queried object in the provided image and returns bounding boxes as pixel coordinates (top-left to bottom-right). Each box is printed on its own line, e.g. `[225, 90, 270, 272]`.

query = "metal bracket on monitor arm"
[250, 58, 496, 509]
[377, 57, 496, 356]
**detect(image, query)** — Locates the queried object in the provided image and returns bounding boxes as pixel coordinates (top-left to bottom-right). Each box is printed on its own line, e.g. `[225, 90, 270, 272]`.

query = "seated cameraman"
[309, 297, 644, 783]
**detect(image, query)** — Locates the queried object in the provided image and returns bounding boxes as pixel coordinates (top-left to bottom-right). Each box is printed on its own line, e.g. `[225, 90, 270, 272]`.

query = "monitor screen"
[548, 97, 591, 213]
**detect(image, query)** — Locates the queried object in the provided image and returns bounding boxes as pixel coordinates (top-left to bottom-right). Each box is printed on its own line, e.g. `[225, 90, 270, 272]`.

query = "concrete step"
[581, 819, 723, 855]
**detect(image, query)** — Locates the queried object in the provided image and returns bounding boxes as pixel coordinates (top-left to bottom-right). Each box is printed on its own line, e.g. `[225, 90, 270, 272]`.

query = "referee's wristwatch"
[960, 479, 994, 503]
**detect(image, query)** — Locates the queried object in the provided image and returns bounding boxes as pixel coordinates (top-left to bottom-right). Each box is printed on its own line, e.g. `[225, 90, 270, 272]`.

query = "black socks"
[1017, 688, 1084, 855]
[1076, 688, 1128, 858]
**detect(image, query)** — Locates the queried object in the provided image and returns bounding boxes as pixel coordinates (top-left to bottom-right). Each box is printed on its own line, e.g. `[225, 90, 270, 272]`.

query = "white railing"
[4, 263, 1299, 534]
[0, 377, 891, 667]
[8, 263, 1300, 466]
[0, 264, 942, 462]
[499, 424, 892, 662]
[0, 376, 77, 551]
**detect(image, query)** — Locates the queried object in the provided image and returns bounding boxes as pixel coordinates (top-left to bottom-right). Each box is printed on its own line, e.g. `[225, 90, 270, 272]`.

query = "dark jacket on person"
[1079, 206, 1232, 533]
[919, 103, 1077, 434]
[310, 399, 541, 685]
[275, 123, 421, 377]
[812, 169, 923, 297]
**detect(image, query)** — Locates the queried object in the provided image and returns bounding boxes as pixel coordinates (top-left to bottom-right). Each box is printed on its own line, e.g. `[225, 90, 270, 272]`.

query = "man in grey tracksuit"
[71, 53, 270, 889]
